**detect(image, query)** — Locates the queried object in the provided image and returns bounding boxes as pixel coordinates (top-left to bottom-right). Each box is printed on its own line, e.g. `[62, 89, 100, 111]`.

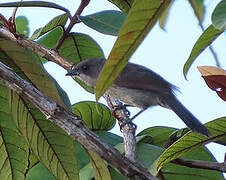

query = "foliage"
[0, 0, 225, 179]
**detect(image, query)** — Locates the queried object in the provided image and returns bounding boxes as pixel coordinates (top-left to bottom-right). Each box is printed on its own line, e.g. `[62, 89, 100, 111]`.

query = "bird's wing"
[114, 63, 177, 95]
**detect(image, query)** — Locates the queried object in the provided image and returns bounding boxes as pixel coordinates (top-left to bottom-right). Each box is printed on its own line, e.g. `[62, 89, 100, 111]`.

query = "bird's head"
[66, 58, 105, 87]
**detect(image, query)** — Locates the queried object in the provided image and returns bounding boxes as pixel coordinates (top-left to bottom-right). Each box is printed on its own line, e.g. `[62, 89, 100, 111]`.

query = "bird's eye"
[82, 65, 88, 71]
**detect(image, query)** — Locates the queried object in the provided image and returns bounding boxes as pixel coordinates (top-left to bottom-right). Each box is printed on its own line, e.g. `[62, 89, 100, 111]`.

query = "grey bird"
[66, 58, 210, 136]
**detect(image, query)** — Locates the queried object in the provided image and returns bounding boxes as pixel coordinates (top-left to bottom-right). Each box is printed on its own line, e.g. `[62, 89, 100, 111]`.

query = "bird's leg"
[111, 104, 137, 131]
[112, 104, 131, 118]
[130, 109, 145, 121]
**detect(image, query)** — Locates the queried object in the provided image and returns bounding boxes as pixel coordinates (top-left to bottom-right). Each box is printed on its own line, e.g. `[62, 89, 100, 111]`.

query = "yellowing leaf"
[95, 0, 172, 101]
[198, 66, 226, 101]
[198, 66, 226, 76]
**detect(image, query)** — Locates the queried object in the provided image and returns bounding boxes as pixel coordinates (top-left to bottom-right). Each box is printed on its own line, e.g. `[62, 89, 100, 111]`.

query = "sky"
[1, 0, 225, 172]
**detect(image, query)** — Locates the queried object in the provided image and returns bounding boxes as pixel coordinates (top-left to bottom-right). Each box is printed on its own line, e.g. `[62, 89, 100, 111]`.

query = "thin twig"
[12, 0, 24, 24]
[55, 0, 91, 50]
[172, 158, 226, 172]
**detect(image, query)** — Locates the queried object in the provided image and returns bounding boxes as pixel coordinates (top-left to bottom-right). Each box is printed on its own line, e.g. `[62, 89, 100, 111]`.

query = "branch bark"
[172, 158, 226, 173]
[0, 27, 72, 70]
[0, 61, 157, 180]
[103, 94, 138, 162]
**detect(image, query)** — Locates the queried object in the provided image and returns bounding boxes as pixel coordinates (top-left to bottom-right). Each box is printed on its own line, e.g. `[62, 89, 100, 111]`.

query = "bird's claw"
[112, 104, 131, 118]
[119, 119, 137, 133]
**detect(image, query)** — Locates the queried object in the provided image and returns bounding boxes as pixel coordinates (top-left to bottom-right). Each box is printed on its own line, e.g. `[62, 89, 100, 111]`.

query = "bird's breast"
[107, 85, 162, 109]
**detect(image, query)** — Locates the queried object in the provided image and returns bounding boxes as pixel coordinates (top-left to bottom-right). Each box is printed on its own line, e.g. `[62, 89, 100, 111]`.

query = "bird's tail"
[163, 96, 211, 137]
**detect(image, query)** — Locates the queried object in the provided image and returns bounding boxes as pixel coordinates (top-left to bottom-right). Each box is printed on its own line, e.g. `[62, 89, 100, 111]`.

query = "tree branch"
[0, 26, 72, 70]
[103, 94, 138, 162]
[0, 61, 157, 180]
[172, 158, 226, 173]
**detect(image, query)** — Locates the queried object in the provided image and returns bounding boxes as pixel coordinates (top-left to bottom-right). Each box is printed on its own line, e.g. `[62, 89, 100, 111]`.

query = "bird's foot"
[112, 103, 131, 118]
[119, 119, 137, 133]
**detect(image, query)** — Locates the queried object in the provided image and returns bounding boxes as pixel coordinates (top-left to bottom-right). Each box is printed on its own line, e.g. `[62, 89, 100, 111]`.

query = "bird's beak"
[66, 68, 79, 76]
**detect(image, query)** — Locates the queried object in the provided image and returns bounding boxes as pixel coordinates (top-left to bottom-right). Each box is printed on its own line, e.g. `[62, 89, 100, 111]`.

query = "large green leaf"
[72, 101, 115, 131]
[0, 1, 69, 14]
[76, 131, 123, 179]
[79, 10, 127, 36]
[156, 117, 226, 170]
[0, 39, 71, 110]
[0, 39, 78, 179]
[37, 27, 63, 63]
[26, 163, 55, 180]
[107, 0, 134, 13]
[15, 16, 30, 37]
[87, 150, 111, 180]
[60, 33, 104, 64]
[137, 126, 178, 147]
[0, 83, 29, 180]
[211, 0, 226, 30]
[9, 91, 79, 180]
[183, 25, 223, 78]
[60, 33, 104, 94]
[31, 13, 68, 40]
[95, 0, 172, 101]
[38, 27, 63, 49]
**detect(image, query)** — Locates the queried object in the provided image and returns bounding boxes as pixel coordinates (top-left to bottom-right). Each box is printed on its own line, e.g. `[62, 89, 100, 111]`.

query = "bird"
[66, 58, 210, 136]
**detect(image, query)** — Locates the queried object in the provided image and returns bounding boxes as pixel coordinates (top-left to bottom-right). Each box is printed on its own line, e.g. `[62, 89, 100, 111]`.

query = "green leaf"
[60, 33, 104, 64]
[87, 150, 111, 180]
[60, 33, 104, 93]
[9, 91, 79, 180]
[26, 163, 56, 180]
[75, 131, 123, 171]
[72, 101, 115, 131]
[188, 0, 205, 24]
[137, 126, 178, 147]
[95, 0, 172, 101]
[31, 13, 68, 40]
[211, 0, 226, 30]
[107, 0, 134, 13]
[156, 117, 226, 170]
[15, 16, 30, 37]
[0, 39, 71, 110]
[79, 162, 94, 180]
[137, 143, 164, 168]
[0, 83, 29, 180]
[183, 25, 223, 79]
[0, 1, 69, 14]
[37, 27, 64, 63]
[138, 127, 224, 179]
[96, 131, 123, 146]
[79, 10, 127, 36]
[37, 27, 63, 49]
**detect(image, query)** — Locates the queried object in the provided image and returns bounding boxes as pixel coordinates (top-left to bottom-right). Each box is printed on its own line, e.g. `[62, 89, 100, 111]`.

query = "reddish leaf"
[198, 66, 226, 101]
